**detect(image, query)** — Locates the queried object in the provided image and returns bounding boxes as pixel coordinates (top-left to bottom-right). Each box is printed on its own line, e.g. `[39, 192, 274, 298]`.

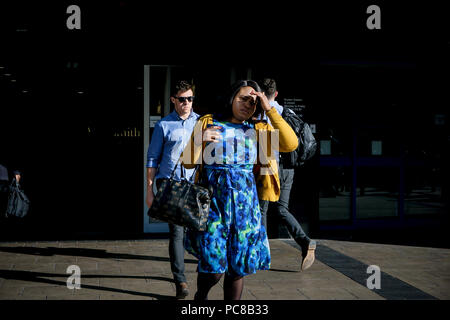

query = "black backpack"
[5, 178, 30, 218]
[280, 107, 317, 167]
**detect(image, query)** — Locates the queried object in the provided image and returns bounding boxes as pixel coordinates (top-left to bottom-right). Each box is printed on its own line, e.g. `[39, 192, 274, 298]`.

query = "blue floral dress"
[185, 120, 271, 276]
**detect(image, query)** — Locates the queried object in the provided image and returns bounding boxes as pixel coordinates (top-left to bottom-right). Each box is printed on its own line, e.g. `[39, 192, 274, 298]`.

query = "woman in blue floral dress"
[182, 80, 298, 300]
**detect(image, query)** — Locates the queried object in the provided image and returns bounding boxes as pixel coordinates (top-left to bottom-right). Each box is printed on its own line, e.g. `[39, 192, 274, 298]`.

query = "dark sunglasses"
[174, 96, 195, 103]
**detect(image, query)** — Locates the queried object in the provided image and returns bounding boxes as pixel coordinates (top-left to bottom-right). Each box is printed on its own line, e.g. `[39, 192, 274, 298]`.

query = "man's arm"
[146, 167, 157, 209]
[146, 122, 164, 209]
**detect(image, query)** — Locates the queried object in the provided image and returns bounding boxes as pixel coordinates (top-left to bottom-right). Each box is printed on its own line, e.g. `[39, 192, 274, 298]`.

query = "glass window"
[356, 167, 399, 218]
[319, 166, 352, 221]
[356, 126, 401, 158]
[404, 166, 446, 216]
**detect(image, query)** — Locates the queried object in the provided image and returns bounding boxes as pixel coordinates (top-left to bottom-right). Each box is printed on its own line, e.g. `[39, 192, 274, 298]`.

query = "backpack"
[5, 178, 30, 218]
[280, 107, 317, 167]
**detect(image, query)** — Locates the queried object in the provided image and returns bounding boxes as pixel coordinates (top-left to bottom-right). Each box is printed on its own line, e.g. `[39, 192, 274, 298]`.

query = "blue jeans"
[259, 167, 309, 245]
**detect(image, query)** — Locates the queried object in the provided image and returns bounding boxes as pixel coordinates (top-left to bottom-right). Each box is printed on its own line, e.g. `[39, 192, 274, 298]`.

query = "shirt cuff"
[266, 106, 281, 119]
[146, 159, 159, 168]
[266, 106, 277, 114]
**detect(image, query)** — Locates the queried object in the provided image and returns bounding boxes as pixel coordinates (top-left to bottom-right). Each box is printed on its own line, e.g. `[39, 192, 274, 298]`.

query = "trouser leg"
[168, 223, 186, 283]
[276, 168, 309, 244]
[259, 199, 269, 231]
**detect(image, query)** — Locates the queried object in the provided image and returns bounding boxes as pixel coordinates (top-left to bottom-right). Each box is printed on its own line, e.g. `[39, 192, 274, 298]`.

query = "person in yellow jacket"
[181, 80, 298, 300]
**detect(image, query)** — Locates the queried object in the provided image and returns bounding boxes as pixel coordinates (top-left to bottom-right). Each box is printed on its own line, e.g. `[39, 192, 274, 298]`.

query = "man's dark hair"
[260, 78, 277, 99]
[171, 80, 195, 97]
[214, 80, 263, 123]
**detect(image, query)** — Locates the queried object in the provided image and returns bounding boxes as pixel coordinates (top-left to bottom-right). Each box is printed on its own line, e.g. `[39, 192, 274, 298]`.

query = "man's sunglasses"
[174, 96, 195, 103]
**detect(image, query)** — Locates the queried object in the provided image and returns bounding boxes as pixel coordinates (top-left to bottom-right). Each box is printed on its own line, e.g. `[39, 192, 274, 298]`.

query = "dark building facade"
[0, 2, 448, 246]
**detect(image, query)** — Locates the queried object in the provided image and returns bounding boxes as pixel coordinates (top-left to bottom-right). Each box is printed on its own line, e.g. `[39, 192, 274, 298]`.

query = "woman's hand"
[203, 126, 222, 143]
[249, 89, 272, 112]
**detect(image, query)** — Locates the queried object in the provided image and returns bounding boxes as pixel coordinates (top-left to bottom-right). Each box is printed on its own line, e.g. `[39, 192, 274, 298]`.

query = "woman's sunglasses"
[174, 96, 195, 103]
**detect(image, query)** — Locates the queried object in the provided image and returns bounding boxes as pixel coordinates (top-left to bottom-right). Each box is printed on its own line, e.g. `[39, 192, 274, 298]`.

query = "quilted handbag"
[147, 162, 211, 231]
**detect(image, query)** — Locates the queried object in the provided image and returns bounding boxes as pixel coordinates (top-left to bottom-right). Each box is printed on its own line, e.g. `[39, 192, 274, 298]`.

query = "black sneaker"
[300, 239, 317, 271]
[176, 282, 189, 299]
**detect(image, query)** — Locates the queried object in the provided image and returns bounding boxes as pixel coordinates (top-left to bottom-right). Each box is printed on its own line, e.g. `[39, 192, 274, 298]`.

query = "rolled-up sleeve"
[146, 122, 164, 168]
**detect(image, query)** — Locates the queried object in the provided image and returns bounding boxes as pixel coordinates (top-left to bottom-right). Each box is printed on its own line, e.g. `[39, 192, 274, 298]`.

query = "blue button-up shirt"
[146, 110, 200, 182]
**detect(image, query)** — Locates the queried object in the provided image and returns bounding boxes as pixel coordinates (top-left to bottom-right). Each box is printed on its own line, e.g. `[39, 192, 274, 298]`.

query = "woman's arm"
[265, 107, 298, 152]
[250, 89, 298, 153]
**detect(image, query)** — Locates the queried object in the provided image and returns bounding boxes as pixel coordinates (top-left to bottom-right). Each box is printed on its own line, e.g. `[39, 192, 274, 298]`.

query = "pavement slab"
[0, 238, 448, 300]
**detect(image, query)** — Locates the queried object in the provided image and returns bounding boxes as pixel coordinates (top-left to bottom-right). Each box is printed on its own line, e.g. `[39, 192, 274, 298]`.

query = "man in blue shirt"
[146, 80, 199, 299]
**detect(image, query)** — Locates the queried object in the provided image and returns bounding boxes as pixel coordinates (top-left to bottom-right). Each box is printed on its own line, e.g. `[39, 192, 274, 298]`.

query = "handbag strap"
[169, 160, 199, 183]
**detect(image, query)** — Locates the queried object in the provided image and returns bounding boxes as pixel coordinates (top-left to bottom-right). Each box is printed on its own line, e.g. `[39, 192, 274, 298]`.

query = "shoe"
[175, 282, 189, 299]
[194, 292, 208, 301]
[300, 239, 316, 271]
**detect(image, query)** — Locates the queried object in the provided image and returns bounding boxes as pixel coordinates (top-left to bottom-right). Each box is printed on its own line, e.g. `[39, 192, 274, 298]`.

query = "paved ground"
[0, 238, 449, 300]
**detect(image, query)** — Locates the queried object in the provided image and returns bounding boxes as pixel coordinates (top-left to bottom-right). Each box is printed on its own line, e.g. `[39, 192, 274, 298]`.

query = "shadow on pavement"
[268, 268, 299, 273]
[0, 246, 198, 264]
[0, 269, 176, 300]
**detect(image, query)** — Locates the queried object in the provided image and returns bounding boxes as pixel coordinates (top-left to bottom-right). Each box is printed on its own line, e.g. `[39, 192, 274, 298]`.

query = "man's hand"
[146, 167, 157, 209]
[146, 189, 155, 209]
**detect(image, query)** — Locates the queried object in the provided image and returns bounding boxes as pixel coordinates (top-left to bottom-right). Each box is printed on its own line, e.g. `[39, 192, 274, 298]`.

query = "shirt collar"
[171, 110, 196, 121]
[270, 100, 281, 108]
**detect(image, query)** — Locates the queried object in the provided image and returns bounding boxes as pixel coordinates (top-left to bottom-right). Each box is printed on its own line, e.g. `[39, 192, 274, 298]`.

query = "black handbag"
[147, 162, 211, 231]
[5, 178, 30, 218]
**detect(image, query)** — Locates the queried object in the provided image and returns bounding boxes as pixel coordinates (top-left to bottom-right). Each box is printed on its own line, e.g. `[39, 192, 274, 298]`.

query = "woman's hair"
[213, 80, 263, 122]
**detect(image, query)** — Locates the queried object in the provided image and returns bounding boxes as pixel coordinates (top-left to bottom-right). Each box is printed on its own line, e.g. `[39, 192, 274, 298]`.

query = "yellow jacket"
[181, 107, 298, 201]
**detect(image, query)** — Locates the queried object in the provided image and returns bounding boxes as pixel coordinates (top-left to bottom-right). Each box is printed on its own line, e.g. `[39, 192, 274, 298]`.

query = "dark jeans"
[156, 179, 186, 284]
[168, 223, 187, 284]
[259, 167, 309, 245]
